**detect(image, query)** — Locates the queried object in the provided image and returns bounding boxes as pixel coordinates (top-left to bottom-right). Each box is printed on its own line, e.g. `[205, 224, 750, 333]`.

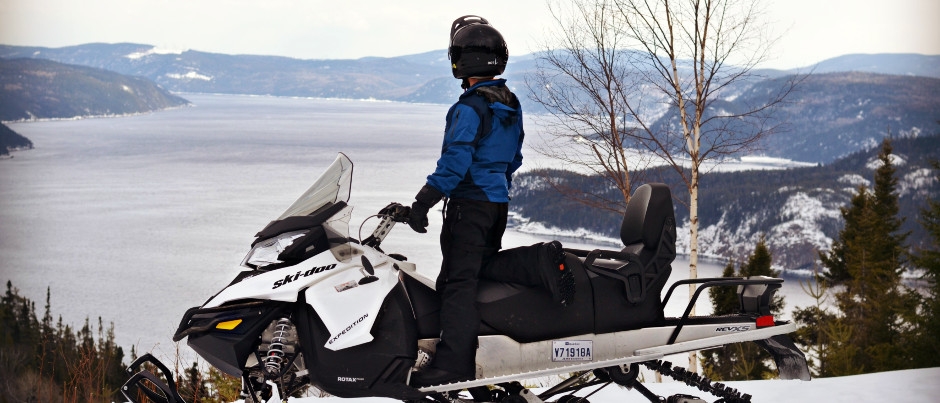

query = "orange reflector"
[215, 319, 243, 330]
[756, 315, 775, 328]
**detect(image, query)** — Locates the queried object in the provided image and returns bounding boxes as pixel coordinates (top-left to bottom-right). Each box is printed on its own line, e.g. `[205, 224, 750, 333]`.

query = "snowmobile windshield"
[241, 153, 356, 268]
[277, 153, 353, 220]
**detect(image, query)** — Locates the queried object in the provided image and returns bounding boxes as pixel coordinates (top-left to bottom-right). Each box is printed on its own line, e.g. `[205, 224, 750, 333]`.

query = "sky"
[0, 0, 938, 70]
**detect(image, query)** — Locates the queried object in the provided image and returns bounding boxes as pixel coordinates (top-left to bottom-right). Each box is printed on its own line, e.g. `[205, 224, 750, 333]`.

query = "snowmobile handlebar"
[362, 202, 411, 250]
[378, 202, 412, 223]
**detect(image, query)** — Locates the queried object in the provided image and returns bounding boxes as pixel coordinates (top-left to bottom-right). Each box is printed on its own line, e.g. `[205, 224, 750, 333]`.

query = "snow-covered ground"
[250, 367, 939, 403]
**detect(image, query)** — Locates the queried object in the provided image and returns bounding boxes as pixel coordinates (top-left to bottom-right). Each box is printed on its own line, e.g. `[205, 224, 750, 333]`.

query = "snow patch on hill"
[838, 173, 870, 188]
[900, 167, 937, 197]
[676, 188, 844, 272]
[866, 153, 907, 169]
[165, 71, 213, 81]
[125, 46, 185, 59]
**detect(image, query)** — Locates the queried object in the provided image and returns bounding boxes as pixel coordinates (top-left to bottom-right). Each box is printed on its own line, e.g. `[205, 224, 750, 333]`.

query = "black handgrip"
[379, 202, 411, 223]
[583, 249, 641, 269]
[582, 249, 645, 303]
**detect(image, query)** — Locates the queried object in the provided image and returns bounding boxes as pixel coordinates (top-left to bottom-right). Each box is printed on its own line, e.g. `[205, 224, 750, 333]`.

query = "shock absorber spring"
[263, 318, 293, 379]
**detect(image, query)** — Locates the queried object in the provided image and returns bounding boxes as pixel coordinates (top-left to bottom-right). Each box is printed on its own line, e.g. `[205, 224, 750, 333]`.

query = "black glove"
[379, 202, 411, 223]
[409, 185, 444, 233]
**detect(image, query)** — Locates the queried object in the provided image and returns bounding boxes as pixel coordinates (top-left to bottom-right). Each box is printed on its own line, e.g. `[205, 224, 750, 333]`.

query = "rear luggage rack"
[659, 276, 811, 381]
[662, 276, 783, 344]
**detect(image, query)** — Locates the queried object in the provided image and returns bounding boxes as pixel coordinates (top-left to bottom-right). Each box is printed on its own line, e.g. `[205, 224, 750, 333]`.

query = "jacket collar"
[463, 78, 506, 95]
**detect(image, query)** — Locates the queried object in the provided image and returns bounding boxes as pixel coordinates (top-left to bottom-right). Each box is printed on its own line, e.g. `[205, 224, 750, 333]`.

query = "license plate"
[552, 340, 593, 362]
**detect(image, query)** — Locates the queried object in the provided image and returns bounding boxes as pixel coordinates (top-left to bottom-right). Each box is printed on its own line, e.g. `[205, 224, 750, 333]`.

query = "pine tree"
[178, 361, 211, 402]
[700, 262, 739, 379]
[701, 236, 785, 380]
[740, 236, 784, 312]
[791, 267, 839, 377]
[710, 262, 739, 315]
[819, 191, 864, 286]
[820, 138, 920, 374]
[910, 160, 940, 367]
[0, 282, 132, 402]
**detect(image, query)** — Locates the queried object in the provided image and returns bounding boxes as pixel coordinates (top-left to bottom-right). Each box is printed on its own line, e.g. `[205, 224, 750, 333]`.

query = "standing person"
[407, 15, 574, 388]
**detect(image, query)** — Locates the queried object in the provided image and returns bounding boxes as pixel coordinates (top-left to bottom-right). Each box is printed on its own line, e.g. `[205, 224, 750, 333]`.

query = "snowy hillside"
[252, 367, 940, 403]
[674, 187, 846, 274]
[511, 135, 940, 271]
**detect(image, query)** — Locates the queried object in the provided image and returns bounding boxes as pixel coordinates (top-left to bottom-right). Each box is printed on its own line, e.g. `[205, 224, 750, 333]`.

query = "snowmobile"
[123, 153, 810, 403]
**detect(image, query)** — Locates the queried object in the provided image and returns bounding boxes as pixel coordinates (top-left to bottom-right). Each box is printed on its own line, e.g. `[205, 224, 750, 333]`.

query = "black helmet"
[448, 15, 509, 79]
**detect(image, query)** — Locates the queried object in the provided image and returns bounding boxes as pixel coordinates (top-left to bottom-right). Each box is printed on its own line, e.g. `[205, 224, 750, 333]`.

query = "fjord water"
[0, 94, 806, 360]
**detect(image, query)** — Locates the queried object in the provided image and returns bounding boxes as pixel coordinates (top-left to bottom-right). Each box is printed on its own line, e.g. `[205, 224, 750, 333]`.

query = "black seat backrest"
[620, 183, 677, 263]
[582, 183, 677, 305]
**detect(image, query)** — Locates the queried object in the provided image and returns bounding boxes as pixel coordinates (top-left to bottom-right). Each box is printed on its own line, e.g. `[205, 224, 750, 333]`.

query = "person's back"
[428, 78, 523, 203]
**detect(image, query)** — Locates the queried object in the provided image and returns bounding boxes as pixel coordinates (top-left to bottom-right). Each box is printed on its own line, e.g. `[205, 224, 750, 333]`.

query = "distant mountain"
[0, 44, 539, 102]
[790, 53, 940, 78]
[651, 72, 940, 163]
[2, 43, 937, 163]
[0, 43, 450, 100]
[510, 135, 940, 272]
[0, 122, 32, 156]
[0, 58, 189, 121]
[760, 72, 939, 162]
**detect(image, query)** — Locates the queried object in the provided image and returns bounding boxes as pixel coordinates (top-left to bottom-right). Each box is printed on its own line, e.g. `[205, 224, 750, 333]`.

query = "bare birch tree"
[528, 0, 800, 372]
[526, 0, 658, 214]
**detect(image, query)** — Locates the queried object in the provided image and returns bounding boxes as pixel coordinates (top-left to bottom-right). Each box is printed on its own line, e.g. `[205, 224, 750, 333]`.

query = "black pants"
[433, 198, 547, 375]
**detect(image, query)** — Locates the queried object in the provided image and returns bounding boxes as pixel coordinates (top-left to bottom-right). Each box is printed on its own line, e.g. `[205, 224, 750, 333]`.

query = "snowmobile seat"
[401, 184, 677, 341]
[574, 183, 677, 332]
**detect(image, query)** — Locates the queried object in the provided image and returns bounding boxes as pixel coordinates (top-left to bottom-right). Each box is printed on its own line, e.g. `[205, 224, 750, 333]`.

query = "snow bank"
[249, 367, 940, 403]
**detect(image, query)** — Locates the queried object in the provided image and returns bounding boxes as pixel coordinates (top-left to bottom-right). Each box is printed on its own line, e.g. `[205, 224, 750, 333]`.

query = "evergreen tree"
[791, 268, 838, 377]
[701, 236, 785, 380]
[700, 262, 740, 379]
[819, 190, 865, 286]
[910, 160, 940, 367]
[178, 361, 212, 402]
[740, 236, 784, 312]
[0, 282, 130, 402]
[0, 280, 244, 402]
[208, 366, 243, 403]
[819, 138, 920, 374]
[710, 262, 739, 315]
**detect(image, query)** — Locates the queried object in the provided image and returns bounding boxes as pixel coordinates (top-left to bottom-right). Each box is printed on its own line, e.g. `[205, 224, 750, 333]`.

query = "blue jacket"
[426, 79, 524, 203]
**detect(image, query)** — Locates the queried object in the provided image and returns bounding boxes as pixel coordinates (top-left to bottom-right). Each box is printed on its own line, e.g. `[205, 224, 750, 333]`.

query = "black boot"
[539, 241, 575, 306]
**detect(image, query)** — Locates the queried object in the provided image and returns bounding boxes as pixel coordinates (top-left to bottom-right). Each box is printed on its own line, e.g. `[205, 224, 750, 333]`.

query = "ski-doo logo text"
[715, 325, 751, 332]
[328, 313, 369, 345]
[271, 264, 337, 289]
